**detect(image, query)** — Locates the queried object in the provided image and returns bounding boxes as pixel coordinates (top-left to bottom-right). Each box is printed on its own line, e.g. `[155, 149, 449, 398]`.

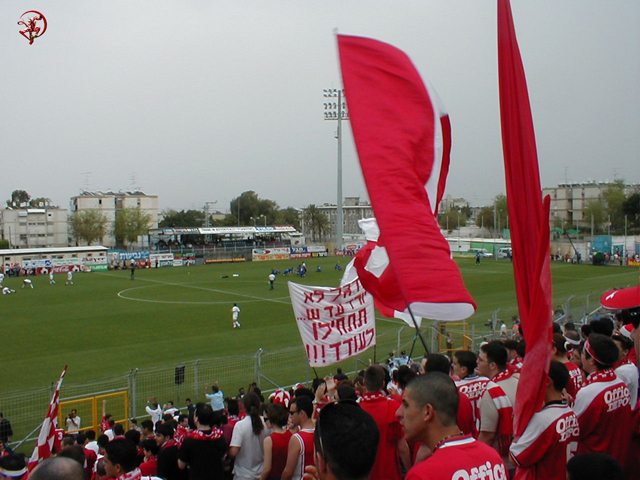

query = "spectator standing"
[281, 397, 314, 480]
[396, 372, 507, 480]
[65, 409, 81, 433]
[260, 404, 292, 480]
[358, 365, 410, 480]
[509, 361, 580, 480]
[0, 413, 13, 443]
[178, 404, 227, 480]
[476, 342, 518, 471]
[453, 351, 490, 436]
[205, 383, 225, 413]
[574, 334, 632, 469]
[229, 392, 269, 480]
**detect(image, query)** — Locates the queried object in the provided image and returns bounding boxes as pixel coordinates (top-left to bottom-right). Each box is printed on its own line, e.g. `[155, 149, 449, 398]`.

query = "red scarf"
[584, 368, 617, 387]
[117, 468, 142, 480]
[488, 369, 514, 457]
[360, 391, 387, 401]
[187, 428, 223, 440]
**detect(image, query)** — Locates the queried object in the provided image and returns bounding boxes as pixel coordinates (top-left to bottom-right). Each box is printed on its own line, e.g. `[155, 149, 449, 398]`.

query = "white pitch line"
[98, 272, 294, 305]
[101, 272, 403, 325]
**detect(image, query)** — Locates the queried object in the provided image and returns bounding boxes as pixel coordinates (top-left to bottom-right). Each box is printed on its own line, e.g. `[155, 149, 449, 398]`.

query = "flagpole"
[406, 305, 430, 354]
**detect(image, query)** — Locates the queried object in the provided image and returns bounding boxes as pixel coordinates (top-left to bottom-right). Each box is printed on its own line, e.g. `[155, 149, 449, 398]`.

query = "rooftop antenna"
[130, 172, 140, 192]
[81, 172, 91, 193]
[563, 166, 568, 184]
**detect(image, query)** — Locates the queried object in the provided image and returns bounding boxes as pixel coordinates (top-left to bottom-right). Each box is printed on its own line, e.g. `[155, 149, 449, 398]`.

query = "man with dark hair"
[423, 354, 474, 436]
[453, 350, 490, 436]
[397, 372, 506, 480]
[551, 332, 583, 399]
[509, 361, 580, 480]
[155, 423, 186, 480]
[141, 419, 155, 439]
[476, 342, 518, 469]
[574, 333, 632, 468]
[612, 334, 638, 408]
[205, 382, 225, 412]
[0, 412, 13, 443]
[566, 453, 624, 480]
[358, 365, 410, 480]
[282, 397, 315, 480]
[103, 438, 140, 480]
[178, 404, 226, 480]
[30, 457, 84, 480]
[504, 340, 523, 373]
[312, 401, 378, 480]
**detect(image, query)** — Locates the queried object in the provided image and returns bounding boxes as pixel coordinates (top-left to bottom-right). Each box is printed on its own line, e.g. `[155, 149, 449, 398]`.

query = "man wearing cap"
[574, 333, 632, 469]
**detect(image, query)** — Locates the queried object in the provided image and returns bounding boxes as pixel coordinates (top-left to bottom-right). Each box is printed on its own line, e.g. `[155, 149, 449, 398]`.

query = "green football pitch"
[2, 256, 637, 392]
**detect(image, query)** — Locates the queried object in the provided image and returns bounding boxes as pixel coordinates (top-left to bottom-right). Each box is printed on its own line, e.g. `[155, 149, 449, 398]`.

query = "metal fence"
[3, 293, 600, 453]
[4, 325, 425, 453]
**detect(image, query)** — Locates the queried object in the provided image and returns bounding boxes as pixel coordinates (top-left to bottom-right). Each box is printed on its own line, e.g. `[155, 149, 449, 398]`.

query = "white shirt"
[145, 405, 163, 425]
[230, 416, 270, 480]
[66, 415, 82, 432]
[0, 273, 4, 283]
[232, 306, 241, 320]
[269, 274, 275, 282]
[68, 271, 73, 279]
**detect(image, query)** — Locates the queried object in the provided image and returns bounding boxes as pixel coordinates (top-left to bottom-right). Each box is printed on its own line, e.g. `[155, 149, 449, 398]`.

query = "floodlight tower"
[323, 88, 349, 251]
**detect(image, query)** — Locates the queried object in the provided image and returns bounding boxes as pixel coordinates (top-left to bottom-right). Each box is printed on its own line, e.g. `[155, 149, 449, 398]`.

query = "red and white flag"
[497, 0, 553, 441]
[28, 366, 67, 471]
[337, 34, 475, 322]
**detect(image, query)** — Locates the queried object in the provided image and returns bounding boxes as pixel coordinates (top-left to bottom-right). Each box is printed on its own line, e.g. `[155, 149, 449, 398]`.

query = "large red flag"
[337, 34, 476, 322]
[497, 0, 553, 441]
[28, 366, 67, 471]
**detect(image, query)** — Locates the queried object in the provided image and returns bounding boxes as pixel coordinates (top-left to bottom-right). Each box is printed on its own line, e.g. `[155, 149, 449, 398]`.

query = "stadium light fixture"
[323, 88, 349, 251]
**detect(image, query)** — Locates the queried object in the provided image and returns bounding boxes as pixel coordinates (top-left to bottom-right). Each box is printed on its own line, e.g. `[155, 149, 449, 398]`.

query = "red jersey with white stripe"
[291, 429, 314, 480]
[406, 435, 507, 480]
[563, 361, 584, 399]
[509, 403, 579, 480]
[455, 375, 490, 435]
[573, 369, 632, 468]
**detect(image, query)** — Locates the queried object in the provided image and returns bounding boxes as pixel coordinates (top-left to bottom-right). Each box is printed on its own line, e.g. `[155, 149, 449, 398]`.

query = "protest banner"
[288, 278, 375, 367]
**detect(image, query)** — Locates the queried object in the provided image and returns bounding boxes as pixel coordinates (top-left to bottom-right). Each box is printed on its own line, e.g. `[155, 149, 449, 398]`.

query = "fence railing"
[3, 293, 601, 453]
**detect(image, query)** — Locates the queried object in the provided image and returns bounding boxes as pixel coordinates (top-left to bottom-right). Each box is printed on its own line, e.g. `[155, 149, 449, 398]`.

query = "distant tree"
[0, 239, 9, 249]
[159, 209, 205, 228]
[69, 210, 109, 246]
[6, 190, 30, 208]
[602, 180, 627, 232]
[29, 197, 56, 208]
[304, 205, 329, 242]
[114, 207, 152, 249]
[583, 200, 607, 232]
[475, 194, 508, 232]
[230, 191, 279, 226]
[440, 209, 467, 230]
[275, 207, 301, 229]
[622, 192, 640, 231]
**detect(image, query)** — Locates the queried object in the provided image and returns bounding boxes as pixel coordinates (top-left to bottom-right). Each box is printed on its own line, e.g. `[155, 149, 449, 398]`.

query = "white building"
[542, 181, 640, 227]
[70, 190, 159, 249]
[0, 208, 69, 248]
[318, 197, 374, 242]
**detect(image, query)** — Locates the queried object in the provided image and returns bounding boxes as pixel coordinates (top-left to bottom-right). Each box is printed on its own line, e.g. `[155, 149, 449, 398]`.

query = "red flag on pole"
[337, 34, 475, 322]
[497, 0, 553, 440]
[28, 366, 67, 471]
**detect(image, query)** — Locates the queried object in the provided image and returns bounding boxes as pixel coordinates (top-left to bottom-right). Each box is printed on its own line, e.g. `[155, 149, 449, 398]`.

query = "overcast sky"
[1, 1, 638, 213]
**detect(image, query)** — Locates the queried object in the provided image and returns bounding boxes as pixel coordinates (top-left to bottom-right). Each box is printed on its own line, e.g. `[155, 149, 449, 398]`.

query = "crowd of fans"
[0, 308, 638, 480]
